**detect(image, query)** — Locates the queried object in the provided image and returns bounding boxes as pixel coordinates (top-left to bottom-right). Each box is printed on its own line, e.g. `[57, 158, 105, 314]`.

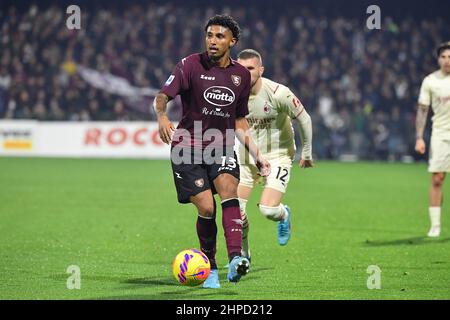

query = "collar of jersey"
[201, 51, 235, 70]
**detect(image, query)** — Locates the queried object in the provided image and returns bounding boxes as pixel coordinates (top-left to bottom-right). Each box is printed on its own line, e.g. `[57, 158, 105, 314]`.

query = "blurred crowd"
[1, 2, 449, 160]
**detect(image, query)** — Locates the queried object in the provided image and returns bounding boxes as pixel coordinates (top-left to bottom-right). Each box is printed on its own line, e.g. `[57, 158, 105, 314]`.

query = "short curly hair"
[204, 14, 241, 42]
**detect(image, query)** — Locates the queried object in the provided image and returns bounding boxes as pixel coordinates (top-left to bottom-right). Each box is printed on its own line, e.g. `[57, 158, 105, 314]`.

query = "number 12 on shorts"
[276, 166, 288, 183]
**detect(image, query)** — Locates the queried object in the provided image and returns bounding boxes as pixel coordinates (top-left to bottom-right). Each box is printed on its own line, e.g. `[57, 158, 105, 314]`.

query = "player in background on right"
[236, 49, 313, 261]
[415, 41, 450, 238]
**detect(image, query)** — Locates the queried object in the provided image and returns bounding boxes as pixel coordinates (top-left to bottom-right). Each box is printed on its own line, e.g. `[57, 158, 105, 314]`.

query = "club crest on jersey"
[194, 179, 204, 188]
[263, 102, 271, 114]
[231, 75, 241, 86]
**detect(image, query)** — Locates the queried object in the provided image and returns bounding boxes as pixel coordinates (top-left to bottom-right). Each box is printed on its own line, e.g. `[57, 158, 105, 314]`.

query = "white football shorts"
[239, 155, 293, 193]
[429, 136, 450, 173]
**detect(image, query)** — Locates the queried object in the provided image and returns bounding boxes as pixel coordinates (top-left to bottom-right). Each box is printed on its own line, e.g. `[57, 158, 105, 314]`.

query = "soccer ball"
[172, 249, 210, 286]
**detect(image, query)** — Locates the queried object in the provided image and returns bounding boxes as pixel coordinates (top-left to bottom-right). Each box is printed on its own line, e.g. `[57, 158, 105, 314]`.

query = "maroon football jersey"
[160, 52, 250, 149]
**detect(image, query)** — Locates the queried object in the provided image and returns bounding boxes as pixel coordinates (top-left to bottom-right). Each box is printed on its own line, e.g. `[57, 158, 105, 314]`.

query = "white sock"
[238, 198, 248, 213]
[238, 198, 250, 257]
[429, 207, 441, 227]
[279, 204, 288, 221]
[241, 210, 250, 258]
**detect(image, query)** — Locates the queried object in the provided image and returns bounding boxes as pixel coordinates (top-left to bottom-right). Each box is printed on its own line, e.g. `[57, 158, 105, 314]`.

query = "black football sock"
[196, 201, 218, 269]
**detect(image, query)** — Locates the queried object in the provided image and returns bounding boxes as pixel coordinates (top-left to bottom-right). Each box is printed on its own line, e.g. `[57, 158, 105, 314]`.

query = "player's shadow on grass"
[89, 277, 240, 299]
[122, 277, 179, 286]
[90, 290, 239, 300]
[122, 270, 266, 288]
[48, 274, 129, 282]
[120, 265, 271, 288]
[363, 236, 450, 247]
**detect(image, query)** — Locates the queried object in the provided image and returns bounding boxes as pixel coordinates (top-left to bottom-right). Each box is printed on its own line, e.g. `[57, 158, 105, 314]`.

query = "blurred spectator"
[0, 2, 449, 161]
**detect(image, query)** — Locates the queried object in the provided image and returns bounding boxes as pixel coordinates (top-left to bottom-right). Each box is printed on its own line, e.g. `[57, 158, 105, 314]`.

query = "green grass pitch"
[1, 157, 450, 300]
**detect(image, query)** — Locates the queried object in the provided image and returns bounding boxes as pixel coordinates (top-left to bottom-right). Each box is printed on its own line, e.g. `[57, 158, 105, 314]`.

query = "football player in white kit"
[236, 49, 313, 260]
[415, 41, 450, 237]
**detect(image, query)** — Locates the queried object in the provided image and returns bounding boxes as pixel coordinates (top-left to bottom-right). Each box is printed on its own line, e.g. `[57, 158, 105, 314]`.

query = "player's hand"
[256, 156, 271, 177]
[300, 159, 314, 168]
[158, 115, 175, 144]
[415, 138, 426, 154]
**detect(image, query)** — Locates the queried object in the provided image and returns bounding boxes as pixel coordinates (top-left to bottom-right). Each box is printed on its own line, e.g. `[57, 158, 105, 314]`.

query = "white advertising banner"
[0, 121, 171, 159]
[0, 120, 37, 156]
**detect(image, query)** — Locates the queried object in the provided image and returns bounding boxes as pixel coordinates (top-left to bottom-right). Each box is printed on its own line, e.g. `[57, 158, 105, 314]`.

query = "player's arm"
[234, 71, 270, 175]
[282, 91, 313, 168]
[235, 117, 271, 177]
[154, 60, 189, 144]
[415, 103, 429, 154]
[415, 76, 431, 154]
[293, 106, 314, 168]
[153, 93, 175, 144]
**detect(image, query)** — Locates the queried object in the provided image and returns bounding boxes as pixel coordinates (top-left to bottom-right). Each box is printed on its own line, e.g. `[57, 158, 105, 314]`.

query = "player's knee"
[193, 197, 215, 218]
[215, 176, 238, 199]
[260, 198, 281, 208]
[432, 174, 445, 188]
[258, 204, 281, 221]
[218, 185, 238, 200]
[198, 204, 215, 218]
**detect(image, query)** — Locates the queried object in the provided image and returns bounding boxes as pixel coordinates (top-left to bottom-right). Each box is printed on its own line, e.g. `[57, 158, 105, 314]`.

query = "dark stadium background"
[2, 0, 450, 302]
[1, 0, 450, 161]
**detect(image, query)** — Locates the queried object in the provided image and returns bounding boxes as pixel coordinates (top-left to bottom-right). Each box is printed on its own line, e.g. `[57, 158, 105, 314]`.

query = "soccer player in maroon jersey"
[154, 15, 270, 288]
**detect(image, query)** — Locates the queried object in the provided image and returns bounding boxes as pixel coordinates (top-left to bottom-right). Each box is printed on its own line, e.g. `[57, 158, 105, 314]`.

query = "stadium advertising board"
[0, 121, 37, 154]
[0, 121, 171, 158]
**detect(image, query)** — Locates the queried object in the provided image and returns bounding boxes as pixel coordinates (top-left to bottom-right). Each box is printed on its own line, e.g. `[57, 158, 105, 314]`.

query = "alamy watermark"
[169, 121, 281, 165]
[66, 265, 81, 290]
[66, 5, 81, 30]
[366, 5, 381, 30]
[366, 265, 381, 290]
